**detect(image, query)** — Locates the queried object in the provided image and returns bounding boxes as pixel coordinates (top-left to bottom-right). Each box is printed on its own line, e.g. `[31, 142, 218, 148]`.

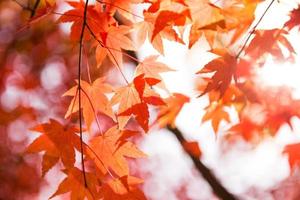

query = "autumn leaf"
[135, 55, 174, 90]
[112, 74, 164, 131]
[26, 119, 81, 176]
[154, 93, 190, 128]
[197, 49, 237, 97]
[284, 6, 300, 30]
[228, 118, 263, 142]
[58, 0, 93, 41]
[101, 0, 143, 21]
[87, 126, 146, 177]
[119, 103, 150, 132]
[110, 82, 140, 129]
[186, 0, 224, 48]
[94, 25, 136, 68]
[152, 9, 191, 41]
[245, 29, 295, 62]
[50, 167, 99, 200]
[220, 0, 259, 44]
[119, 74, 164, 132]
[284, 143, 300, 170]
[100, 175, 146, 200]
[63, 78, 115, 130]
[135, 12, 184, 55]
[202, 102, 230, 133]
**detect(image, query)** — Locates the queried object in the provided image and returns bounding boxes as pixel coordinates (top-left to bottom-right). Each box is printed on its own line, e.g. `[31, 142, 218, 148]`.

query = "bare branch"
[166, 125, 238, 200]
[78, 0, 90, 188]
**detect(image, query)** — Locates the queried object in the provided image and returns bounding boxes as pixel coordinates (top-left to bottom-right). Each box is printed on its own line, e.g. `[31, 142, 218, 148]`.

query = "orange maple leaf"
[135, 12, 184, 55]
[154, 93, 190, 128]
[26, 119, 81, 176]
[202, 102, 230, 133]
[100, 175, 146, 200]
[87, 126, 146, 177]
[284, 6, 300, 30]
[112, 74, 164, 131]
[63, 78, 115, 130]
[50, 167, 99, 200]
[284, 143, 300, 171]
[152, 9, 191, 41]
[187, 0, 224, 48]
[94, 25, 136, 68]
[245, 29, 295, 62]
[197, 49, 237, 97]
[135, 55, 174, 90]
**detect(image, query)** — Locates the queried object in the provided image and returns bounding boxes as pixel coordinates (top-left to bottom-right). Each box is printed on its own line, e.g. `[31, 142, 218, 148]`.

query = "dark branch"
[30, 0, 41, 18]
[167, 125, 238, 200]
[78, 0, 90, 188]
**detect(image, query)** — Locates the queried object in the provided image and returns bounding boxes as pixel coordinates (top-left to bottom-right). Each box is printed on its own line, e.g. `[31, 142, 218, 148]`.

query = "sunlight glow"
[257, 59, 300, 98]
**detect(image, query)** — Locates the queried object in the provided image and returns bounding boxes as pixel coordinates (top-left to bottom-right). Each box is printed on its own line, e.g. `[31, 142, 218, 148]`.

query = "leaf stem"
[235, 0, 276, 59]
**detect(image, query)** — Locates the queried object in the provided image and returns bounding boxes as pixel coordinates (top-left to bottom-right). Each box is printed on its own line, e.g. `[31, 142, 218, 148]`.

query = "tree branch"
[30, 0, 41, 18]
[166, 125, 238, 200]
[78, 0, 90, 188]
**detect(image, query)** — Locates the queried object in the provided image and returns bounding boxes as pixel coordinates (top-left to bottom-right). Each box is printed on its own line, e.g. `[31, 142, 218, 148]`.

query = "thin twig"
[167, 125, 238, 200]
[30, 0, 41, 18]
[78, 0, 90, 188]
[235, 0, 276, 59]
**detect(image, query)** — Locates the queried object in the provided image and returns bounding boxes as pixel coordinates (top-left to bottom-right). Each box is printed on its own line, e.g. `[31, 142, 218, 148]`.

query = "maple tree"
[2, 0, 300, 199]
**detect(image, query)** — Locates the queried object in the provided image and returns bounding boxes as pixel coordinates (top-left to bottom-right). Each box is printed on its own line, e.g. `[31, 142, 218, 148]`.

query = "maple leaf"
[186, 0, 224, 48]
[26, 119, 81, 176]
[110, 82, 140, 129]
[119, 103, 150, 132]
[95, 25, 136, 68]
[219, 0, 260, 44]
[101, 0, 143, 21]
[135, 12, 184, 55]
[112, 74, 164, 131]
[50, 167, 99, 200]
[245, 29, 295, 62]
[58, 0, 95, 41]
[197, 49, 237, 97]
[284, 143, 300, 170]
[154, 93, 190, 128]
[261, 87, 300, 135]
[152, 9, 191, 41]
[87, 126, 146, 176]
[135, 55, 174, 90]
[284, 6, 300, 30]
[228, 118, 263, 142]
[202, 102, 230, 133]
[63, 78, 115, 130]
[119, 74, 164, 132]
[100, 175, 146, 200]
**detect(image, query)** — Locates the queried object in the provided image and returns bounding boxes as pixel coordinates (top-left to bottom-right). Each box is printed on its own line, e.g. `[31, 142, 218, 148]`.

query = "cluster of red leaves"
[2, 0, 299, 198]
